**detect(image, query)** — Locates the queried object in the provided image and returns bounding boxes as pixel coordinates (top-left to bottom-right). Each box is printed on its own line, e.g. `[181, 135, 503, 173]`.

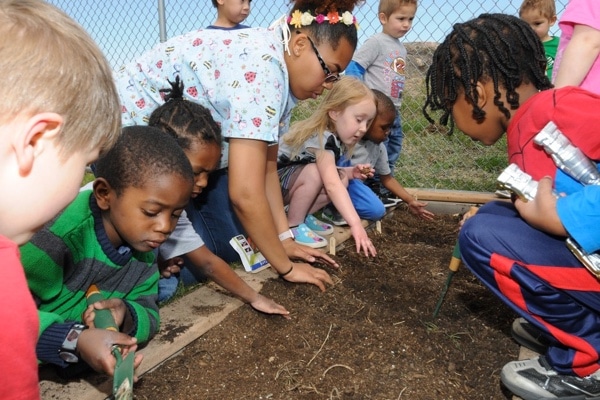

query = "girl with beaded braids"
[424, 14, 600, 400]
[148, 77, 290, 318]
[116, 0, 364, 292]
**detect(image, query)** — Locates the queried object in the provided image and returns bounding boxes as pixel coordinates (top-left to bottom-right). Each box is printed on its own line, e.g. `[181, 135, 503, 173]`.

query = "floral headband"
[287, 9, 359, 30]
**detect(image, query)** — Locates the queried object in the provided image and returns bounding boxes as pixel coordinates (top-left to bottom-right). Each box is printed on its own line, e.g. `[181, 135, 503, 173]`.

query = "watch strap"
[62, 323, 87, 351]
[59, 323, 87, 363]
[278, 229, 294, 241]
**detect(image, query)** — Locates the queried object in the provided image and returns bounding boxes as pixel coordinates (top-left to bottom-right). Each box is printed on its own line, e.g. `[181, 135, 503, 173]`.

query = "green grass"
[82, 171, 95, 186]
[290, 88, 508, 192]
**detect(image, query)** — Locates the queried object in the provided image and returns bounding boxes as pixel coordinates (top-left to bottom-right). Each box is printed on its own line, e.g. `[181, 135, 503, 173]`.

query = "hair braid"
[148, 75, 222, 152]
[423, 13, 552, 133]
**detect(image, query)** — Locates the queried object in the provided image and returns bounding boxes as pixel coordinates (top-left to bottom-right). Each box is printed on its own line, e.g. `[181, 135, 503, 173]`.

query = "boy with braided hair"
[424, 13, 600, 400]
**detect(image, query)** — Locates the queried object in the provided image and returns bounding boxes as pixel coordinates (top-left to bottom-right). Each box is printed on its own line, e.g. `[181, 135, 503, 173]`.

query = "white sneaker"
[501, 356, 600, 400]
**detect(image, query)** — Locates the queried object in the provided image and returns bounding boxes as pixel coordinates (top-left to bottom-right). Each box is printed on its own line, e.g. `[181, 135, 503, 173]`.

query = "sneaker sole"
[321, 216, 348, 226]
[500, 359, 600, 400]
[294, 239, 327, 249]
[511, 318, 550, 355]
[500, 363, 555, 400]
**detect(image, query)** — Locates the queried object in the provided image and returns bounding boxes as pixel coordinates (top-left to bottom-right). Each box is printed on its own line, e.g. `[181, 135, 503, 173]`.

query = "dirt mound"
[133, 207, 518, 399]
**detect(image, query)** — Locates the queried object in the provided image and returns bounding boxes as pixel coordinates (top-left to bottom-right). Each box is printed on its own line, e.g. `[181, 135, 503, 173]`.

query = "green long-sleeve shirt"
[21, 191, 159, 365]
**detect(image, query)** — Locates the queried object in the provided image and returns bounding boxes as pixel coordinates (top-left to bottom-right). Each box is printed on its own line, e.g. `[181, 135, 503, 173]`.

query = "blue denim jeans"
[157, 266, 206, 303]
[383, 110, 403, 176]
[185, 168, 245, 264]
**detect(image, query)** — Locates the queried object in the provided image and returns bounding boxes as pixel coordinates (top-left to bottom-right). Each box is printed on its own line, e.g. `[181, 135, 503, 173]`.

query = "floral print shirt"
[115, 25, 295, 169]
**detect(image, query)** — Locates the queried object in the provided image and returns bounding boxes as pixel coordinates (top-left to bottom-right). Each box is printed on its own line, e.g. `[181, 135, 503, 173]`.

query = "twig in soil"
[275, 361, 302, 391]
[299, 383, 323, 395]
[307, 323, 333, 367]
[322, 364, 355, 378]
[300, 335, 311, 349]
[397, 387, 407, 399]
[351, 304, 365, 316]
[329, 387, 341, 399]
[331, 274, 343, 285]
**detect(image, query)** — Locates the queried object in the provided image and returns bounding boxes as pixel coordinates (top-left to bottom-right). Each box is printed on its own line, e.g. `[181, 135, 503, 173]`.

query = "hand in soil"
[250, 293, 291, 319]
[281, 238, 340, 270]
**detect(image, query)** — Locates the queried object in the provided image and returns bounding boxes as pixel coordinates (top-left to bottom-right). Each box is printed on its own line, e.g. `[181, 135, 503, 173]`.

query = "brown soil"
[133, 207, 519, 400]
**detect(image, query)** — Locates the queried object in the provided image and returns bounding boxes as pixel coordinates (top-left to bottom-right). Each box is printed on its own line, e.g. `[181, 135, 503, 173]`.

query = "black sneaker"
[379, 187, 393, 198]
[511, 317, 551, 354]
[321, 206, 347, 226]
[501, 356, 600, 400]
[380, 196, 397, 209]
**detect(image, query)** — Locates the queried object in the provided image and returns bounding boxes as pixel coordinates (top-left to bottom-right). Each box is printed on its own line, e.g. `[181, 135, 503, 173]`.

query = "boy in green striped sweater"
[21, 126, 193, 378]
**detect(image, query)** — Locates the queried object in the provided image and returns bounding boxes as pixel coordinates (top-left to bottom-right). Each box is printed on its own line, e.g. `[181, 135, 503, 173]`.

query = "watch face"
[59, 351, 79, 363]
[65, 329, 81, 342]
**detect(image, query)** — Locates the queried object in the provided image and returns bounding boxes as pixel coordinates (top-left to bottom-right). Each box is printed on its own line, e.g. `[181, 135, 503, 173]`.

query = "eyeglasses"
[306, 36, 340, 83]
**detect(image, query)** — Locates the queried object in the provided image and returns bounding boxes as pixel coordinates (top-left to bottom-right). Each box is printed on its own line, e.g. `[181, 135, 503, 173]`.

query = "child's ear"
[93, 178, 113, 211]
[13, 112, 63, 176]
[474, 81, 489, 108]
[378, 13, 388, 25]
[548, 15, 557, 27]
[328, 109, 340, 122]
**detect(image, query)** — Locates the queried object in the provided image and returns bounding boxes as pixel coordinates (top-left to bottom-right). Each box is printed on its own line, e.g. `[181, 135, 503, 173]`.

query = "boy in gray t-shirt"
[345, 0, 418, 192]
[348, 89, 433, 221]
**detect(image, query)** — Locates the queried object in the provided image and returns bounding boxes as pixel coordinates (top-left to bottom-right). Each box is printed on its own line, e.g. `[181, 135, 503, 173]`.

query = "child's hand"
[408, 200, 435, 221]
[82, 298, 128, 328]
[282, 239, 340, 269]
[249, 294, 291, 319]
[350, 225, 377, 257]
[278, 261, 334, 292]
[514, 176, 566, 236]
[353, 164, 374, 180]
[158, 256, 183, 278]
[458, 206, 479, 228]
[77, 329, 143, 379]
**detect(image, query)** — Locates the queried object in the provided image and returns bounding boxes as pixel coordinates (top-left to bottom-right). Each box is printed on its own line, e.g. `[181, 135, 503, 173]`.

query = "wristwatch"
[58, 324, 87, 363]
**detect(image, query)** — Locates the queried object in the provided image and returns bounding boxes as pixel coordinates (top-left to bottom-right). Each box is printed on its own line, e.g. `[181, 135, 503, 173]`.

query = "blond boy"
[0, 0, 122, 396]
[519, 0, 559, 80]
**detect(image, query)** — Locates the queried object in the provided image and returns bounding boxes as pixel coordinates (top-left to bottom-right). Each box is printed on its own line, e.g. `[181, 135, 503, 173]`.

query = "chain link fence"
[48, 0, 568, 192]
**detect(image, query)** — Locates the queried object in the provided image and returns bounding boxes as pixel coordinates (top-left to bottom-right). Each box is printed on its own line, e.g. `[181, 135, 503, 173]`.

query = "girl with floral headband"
[115, 0, 363, 293]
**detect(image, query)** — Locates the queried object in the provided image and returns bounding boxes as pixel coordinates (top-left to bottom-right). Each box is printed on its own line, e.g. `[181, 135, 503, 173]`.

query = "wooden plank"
[405, 188, 505, 204]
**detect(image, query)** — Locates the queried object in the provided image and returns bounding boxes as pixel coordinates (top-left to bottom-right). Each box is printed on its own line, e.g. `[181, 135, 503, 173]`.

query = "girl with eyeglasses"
[115, 0, 363, 292]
